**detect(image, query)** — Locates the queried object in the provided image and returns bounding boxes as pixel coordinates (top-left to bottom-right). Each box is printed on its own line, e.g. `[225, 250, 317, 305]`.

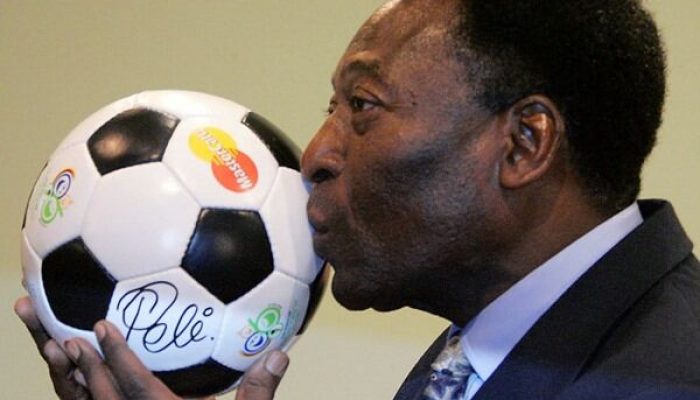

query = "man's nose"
[301, 118, 346, 185]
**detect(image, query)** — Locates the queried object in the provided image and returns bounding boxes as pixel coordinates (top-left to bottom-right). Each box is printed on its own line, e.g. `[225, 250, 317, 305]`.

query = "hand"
[15, 296, 90, 399]
[15, 296, 290, 400]
[65, 321, 289, 400]
[234, 349, 289, 400]
[62, 320, 180, 399]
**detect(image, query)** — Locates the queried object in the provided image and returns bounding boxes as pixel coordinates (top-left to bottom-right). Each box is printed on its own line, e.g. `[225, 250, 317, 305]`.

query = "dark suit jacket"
[394, 200, 700, 399]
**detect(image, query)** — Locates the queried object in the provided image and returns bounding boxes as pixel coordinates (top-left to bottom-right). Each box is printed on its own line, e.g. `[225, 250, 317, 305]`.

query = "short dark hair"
[451, 0, 666, 212]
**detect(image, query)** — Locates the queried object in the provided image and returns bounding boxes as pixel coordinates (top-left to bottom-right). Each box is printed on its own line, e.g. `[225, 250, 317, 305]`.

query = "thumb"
[235, 350, 289, 400]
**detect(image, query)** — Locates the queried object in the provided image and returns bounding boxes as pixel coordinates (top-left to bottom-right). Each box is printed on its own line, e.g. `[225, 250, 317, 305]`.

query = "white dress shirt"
[456, 202, 644, 399]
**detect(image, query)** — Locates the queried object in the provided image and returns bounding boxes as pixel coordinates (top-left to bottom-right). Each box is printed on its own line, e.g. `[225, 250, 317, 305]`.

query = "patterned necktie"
[421, 336, 474, 400]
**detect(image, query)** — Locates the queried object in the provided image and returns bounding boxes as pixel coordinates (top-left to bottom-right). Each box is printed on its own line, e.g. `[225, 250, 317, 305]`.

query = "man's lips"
[306, 189, 332, 233]
[307, 200, 328, 236]
[307, 184, 345, 261]
[306, 201, 326, 231]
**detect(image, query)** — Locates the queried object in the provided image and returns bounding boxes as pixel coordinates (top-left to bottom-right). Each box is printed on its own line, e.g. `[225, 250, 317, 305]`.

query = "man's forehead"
[333, 0, 459, 84]
[350, 0, 458, 49]
[373, 0, 403, 20]
[336, 0, 456, 72]
[371, 0, 458, 23]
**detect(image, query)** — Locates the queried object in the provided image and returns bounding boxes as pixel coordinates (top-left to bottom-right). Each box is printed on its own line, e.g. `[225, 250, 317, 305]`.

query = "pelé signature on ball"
[115, 281, 215, 353]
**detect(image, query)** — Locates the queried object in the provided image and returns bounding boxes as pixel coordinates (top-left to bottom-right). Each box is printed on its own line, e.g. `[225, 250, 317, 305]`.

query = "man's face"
[301, 0, 502, 313]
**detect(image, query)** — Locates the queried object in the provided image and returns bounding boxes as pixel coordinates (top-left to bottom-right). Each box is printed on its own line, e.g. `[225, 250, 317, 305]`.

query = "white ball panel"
[211, 272, 309, 371]
[135, 91, 249, 121]
[21, 232, 42, 300]
[259, 168, 323, 283]
[55, 94, 137, 152]
[23, 165, 49, 230]
[23, 143, 101, 258]
[82, 164, 200, 280]
[106, 268, 225, 371]
[21, 233, 101, 353]
[281, 335, 301, 352]
[162, 117, 279, 210]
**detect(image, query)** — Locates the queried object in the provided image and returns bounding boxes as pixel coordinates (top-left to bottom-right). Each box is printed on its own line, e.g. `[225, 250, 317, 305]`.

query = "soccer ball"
[20, 90, 328, 397]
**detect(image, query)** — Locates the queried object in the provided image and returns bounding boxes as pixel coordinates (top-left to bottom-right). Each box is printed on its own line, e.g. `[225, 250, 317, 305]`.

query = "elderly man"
[16, 0, 700, 399]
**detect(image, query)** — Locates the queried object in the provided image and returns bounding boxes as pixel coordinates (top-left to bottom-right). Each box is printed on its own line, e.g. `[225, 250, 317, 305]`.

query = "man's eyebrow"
[334, 59, 384, 86]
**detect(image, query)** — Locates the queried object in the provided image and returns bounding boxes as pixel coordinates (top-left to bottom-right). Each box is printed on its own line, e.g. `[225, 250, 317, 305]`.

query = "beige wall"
[0, 1, 697, 399]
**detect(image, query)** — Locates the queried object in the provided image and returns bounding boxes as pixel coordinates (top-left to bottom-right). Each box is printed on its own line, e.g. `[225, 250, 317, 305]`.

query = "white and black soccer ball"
[20, 90, 328, 398]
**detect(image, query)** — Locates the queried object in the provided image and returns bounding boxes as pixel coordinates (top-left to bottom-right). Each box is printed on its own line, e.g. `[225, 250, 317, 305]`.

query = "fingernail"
[73, 370, 87, 387]
[65, 340, 80, 361]
[13, 297, 27, 317]
[94, 321, 106, 341]
[264, 351, 289, 377]
[42, 340, 60, 362]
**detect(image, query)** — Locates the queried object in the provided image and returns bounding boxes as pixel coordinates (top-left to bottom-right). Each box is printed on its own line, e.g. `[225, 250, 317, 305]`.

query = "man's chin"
[330, 278, 404, 312]
[330, 279, 373, 311]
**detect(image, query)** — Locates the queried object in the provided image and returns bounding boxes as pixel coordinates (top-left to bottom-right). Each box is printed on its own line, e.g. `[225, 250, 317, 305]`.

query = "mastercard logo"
[188, 127, 258, 193]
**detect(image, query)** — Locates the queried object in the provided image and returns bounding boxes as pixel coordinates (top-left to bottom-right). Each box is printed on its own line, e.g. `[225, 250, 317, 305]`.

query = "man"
[16, 0, 700, 399]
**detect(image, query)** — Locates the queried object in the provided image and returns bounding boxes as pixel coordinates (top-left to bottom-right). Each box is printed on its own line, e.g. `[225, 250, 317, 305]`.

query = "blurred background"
[1, 1, 697, 398]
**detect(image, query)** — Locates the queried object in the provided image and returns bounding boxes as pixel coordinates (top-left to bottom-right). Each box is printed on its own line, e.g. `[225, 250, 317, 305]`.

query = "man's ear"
[499, 95, 565, 189]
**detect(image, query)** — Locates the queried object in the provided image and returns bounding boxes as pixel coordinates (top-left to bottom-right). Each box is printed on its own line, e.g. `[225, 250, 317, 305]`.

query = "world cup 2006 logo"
[38, 169, 75, 225]
[188, 127, 259, 193]
[240, 305, 284, 356]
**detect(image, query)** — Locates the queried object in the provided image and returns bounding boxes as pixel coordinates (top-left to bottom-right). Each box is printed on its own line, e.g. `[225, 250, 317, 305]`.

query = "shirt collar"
[457, 202, 643, 382]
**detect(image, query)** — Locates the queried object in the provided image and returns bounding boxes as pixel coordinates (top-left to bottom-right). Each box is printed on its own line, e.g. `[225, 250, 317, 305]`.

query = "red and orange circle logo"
[188, 128, 258, 193]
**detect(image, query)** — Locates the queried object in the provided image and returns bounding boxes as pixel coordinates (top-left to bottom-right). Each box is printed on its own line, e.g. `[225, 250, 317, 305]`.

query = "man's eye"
[349, 97, 377, 113]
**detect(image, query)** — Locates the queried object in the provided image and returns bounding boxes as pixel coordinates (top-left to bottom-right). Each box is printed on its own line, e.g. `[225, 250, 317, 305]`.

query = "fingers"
[14, 296, 51, 356]
[15, 296, 90, 399]
[44, 340, 91, 400]
[65, 337, 123, 400]
[92, 320, 177, 399]
[235, 351, 289, 400]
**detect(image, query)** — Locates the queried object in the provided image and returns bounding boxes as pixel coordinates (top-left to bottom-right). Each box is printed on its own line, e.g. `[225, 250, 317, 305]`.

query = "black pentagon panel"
[88, 108, 179, 175]
[242, 111, 301, 171]
[42, 238, 116, 330]
[154, 358, 244, 398]
[182, 209, 274, 304]
[297, 262, 330, 335]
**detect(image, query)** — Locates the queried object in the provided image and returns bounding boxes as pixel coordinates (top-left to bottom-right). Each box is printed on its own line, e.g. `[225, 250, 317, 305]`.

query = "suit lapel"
[393, 328, 450, 400]
[472, 200, 693, 399]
